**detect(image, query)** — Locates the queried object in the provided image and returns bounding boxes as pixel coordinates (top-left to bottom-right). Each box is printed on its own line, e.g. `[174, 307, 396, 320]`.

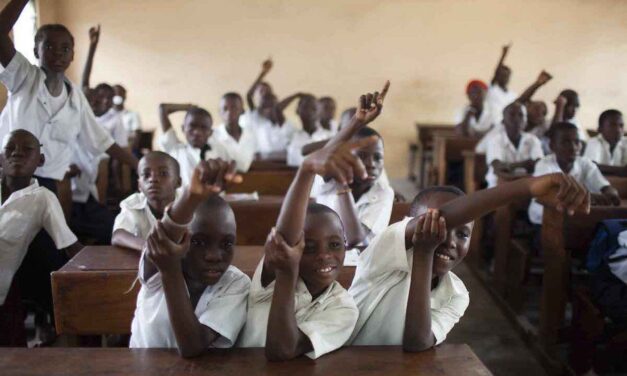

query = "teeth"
[317, 266, 334, 273]
[435, 253, 452, 261]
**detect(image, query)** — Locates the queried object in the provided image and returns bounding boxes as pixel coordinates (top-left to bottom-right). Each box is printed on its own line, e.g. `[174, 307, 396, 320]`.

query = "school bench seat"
[0, 345, 492, 376]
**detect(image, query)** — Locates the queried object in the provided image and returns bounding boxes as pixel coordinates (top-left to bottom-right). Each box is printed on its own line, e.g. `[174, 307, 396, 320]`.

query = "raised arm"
[246, 58, 273, 111]
[81, 25, 100, 93]
[275, 92, 304, 113]
[335, 188, 369, 247]
[491, 44, 511, 85]
[0, 0, 29, 66]
[551, 95, 567, 126]
[516, 70, 552, 104]
[159, 103, 195, 133]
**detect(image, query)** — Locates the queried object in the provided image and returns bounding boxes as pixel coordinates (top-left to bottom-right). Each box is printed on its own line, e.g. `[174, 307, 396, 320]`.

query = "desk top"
[0, 345, 492, 376]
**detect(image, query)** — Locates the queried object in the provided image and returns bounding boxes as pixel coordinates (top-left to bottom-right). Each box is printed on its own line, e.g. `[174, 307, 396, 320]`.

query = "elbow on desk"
[265, 346, 299, 362]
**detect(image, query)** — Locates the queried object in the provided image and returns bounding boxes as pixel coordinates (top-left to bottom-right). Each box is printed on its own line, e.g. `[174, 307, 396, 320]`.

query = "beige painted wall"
[11, 0, 627, 177]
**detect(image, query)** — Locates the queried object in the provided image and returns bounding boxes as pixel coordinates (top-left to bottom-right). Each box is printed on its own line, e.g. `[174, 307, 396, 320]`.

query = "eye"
[329, 241, 343, 250]
[304, 241, 316, 254]
[190, 238, 206, 247]
[222, 239, 234, 251]
[159, 170, 169, 177]
[456, 230, 470, 240]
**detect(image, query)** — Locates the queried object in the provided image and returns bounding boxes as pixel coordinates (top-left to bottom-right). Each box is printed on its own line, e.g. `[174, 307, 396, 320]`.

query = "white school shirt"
[0, 179, 77, 305]
[239, 110, 295, 154]
[528, 154, 610, 225]
[583, 135, 627, 167]
[486, 84, 517, 125]
[485, 131, 544, 187]
[158, 128, 231, 187]
[97, 108, 128, 147]
[115, 108, 142, 133]
[113, 191, 179, 240]
[287, 128, 334, 167]
[315, 176, 395, 240]
[348, 217, 469, 346]
[211, 124, 257, 172]
[237, 259, 359, 359]
[129, 254, 250, 348]
[455, 102, 496, 134]
[70, 146, 109, 203]
[317, 120, 339, 135]
[0, 52, 114, 181]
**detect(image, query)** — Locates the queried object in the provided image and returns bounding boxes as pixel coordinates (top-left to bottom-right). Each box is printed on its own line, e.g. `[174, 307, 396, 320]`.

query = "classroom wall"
[19, 1, 627, 177]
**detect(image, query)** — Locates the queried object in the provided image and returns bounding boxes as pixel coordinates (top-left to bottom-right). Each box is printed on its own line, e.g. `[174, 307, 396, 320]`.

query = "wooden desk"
[248, 160, 296, 171]
[227, 170, 296, 195]
[432, 134, 480, 186]
[415, 123, 456, 188]
[461, 150, 486, 194]
[52, 246, 356, 335]
[0, 345, 492, 376]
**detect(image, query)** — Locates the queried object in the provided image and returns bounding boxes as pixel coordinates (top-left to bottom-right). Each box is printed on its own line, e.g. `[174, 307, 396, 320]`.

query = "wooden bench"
[0, 345, 492, 376]
[414, 123, 456, 188]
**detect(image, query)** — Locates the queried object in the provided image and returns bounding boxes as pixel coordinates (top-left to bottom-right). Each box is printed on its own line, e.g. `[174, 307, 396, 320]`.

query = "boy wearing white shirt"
[212, 93, 256, 172]
[158, 103, 231, 187]
[239, 92, 295, 155]
[486, 45, 517, 125]
[485, 102, 544, 187]
[113, 85, 142, 134]
[0, 130, 81, 346]
[584, 110, 627, 176]
[92, 83, 128, 147]
[552, 90, 587, 141]
[287, 94, 333, 166]
[317, 96, 339, 135]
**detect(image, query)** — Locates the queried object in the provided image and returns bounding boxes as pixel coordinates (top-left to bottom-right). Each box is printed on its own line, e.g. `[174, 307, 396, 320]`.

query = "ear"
[176, 176, 182, 189]
[38, 153, 45, 167]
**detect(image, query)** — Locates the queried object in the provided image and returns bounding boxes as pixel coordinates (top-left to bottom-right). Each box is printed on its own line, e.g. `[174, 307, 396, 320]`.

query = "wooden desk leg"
[56, 177, 72, 221]
[493, 204, 513, 296]
[418, 147, 425, 189]
[463, 153, 475, 194]
[540, 207, 568, 355]
[435, 137, 446, 186]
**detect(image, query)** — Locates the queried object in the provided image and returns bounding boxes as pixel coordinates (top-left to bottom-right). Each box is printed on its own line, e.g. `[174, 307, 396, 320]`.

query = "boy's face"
[527, 101, 547, 126]
[220, 97, 243, 125]
[259, 92, 277, 111]
[137, 155, 180, 207]
[551, 129, 581, 167]
[600, 114, 624, 146]
[93, 88, 113, 116]
[317, 99, 336, 123]
[113, 85, 126, 101]
[467, 85, 486, 107]
[352, 137, 384, 188]
[183, 113, 213, 148]
[414, 193, 473, 278]
[299, 212, 346, 296]
[297, 97, 318, 129]
[254, 82, 273, 107]
[35, 30, 74, 74]
[2, 131, 44, 178]
[184, 205, 236, 285]
[564, 97, 580, 120]
[503, 103, 525, 141]
[495, 66, 511, 88]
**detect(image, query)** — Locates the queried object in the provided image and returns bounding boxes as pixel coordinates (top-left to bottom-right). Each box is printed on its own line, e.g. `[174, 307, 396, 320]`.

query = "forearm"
[517, 81, 542, 104]
[112, 229, 145, 252]
[325, 117, 366, 149]
[301, 139, 329, 156]
[491, 49, 508, 84]
[403, 251, 436, 352]
[164, 189, 203, 242]
[105, 143, 139, 170]
[597, 164, 627, 177]
[0, 0, 28, 34]
[336, 191, 368, 247]
[276, 167, 315, 245]
[81, 45, 97, 92]
[551, 104, 565, 125]
[247, 71, 268, 111]
[159, 103, 190, 132]
[276, 93, 301, 112]
[161, 268, 217, 357]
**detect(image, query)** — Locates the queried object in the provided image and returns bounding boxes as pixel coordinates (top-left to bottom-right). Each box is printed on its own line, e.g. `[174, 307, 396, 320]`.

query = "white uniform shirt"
[486, 84, 517, 125]
[348, 217, 469, 345]
[237, 259, 359, 359]
[315, 176, 395, 240]
[317, 120, 339, 135]
[97, 108, 128, 147]
[455, 102, 496, 134]
[485, 131, 544, 187]
[528, 154, 610, 224]
[113, 191, 179, 240]
[158, 128, 231, 187]
[0, 52, 114, 180]
[70, 146, 109, 203]
[0, 179, 77, 304]
[583, 134, 627, 167]
[115, 108, 142, 133]
[287, 128, 333, 167]
[129, 255, 250, 348]
[211, 124, 257, 172]
[239, 110, 295, 154]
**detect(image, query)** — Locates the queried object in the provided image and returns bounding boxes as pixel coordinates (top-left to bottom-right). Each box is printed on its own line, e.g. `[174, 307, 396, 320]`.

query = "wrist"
[275, 268, 299, 283]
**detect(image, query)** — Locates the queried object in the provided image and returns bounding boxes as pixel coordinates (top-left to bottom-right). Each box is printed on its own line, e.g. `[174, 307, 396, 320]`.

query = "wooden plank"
[227, 170, 296, 195]
[433, 134, 480, 186]
[461, 151, 486, 194]
[0, 345, 492, 376]
[415, 123, 456, 188]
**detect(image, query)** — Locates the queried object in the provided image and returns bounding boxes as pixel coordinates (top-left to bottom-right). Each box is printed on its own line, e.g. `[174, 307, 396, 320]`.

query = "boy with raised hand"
[487, 43, 517, 124]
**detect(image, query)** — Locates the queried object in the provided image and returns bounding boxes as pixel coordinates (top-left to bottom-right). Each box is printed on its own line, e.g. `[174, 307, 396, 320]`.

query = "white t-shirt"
[239, 110, 295, 154]
[237, 259, 359, 359]
[113, 191, 180, 240]
[528, 154, 610, 225]
[287, 127, 334, 167]
[348, 217, 469, 346]
[70, 146, 109, 203]
[485, 131, 544, 187]
[97, 108, 128, 147]
[211, 124, 257, 172]
[129, 255, 250, 348]
[315, 176, 395, 240]
[0, 179, 77, 304]
[583, 134, 627, 167]
[486, 84, 518, 125]
[0, 52, 114, 180]
[455, 102, 496, 134]
[158, 128, 231, 187]
[115, 108, 142, 133]
[46, 83, 68, 116]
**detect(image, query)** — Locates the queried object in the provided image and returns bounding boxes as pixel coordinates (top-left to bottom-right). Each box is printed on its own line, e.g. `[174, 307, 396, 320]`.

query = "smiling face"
[183, 199, 237, 286]
[413, 192, 473, 278]
[183, 112, 213, 148]
[93, 86, 114, 117]
[137, 153, 180, 209]
[299, 211, 346, 297]
[2, 130, 44, 178]
[34, 29, 74, 74]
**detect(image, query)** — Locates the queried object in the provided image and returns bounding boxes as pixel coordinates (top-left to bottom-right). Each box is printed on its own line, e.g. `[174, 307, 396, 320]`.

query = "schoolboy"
[583, 110, 627, 176]
[287, 94, 333, 166]
[552, 90, 587, 140]
[486, 44, 517, 124]
[212, 92, 257, 172]
[317, 96, 339, 134]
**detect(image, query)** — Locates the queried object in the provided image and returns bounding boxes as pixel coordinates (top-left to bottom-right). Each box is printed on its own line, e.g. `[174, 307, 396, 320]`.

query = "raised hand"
[88, 24, 100, 46]
[530, 173, 590, 215]
[536, 70, 552, 85]
[412, 209, 447, 253]
[261, 58, 273, 74]
[265, 228, 304, 276]
[554, 95, 567, 107]
[145, 221, 191, 273]
[502, 43, 512, 55]
[354, 81, 390, 125]
[189, 159, 242, 199]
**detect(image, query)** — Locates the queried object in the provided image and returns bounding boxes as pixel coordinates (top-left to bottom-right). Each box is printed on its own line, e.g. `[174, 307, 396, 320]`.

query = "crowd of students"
[0, 0, 617, 366]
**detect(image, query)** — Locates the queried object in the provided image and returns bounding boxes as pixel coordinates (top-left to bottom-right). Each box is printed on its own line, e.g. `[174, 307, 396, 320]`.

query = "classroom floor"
[390, 179, 548, 376]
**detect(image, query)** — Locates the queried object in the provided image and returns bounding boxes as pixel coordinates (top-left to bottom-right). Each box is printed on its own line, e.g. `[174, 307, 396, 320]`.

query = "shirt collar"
[0, 178, 39, 206]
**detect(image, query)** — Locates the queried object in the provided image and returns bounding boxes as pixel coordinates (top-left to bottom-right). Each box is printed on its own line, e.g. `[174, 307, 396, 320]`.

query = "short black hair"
[598, 109, 623, 131]
[546, 121, 579, 142]
[34, 24, 74, 47]
[141, 151, 181, 177]
[560, 89, 579, 105]
[222, 92, 243, 103]
[409, 186, 465, 217]
[95, 83, 114, 95]
[306, 202, 344, 234]
[354, 126, 383, 146]
[298, 94, 316, 107]
[318, 96, 335, 104]
[186, 107, 213, 122]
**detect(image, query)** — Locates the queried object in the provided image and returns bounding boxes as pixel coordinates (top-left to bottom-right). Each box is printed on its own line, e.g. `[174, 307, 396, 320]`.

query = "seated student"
[246, 58, 274, 112]
[317, 96, 339, 134]
[525, 101, 551, 154]
[129, 160, 249, 357]
[529, 122, 621, 227]
[485, 102, 544, 187]
[349, 171, 590, 349]
[212, 92, 257, 172]
[486, 44, 517, 125]
[287, 94, 333, 166]
[112, 151, 181, 252]
[0, 130, 82, 346]
[315, 126, 394, 245]
[158, 103, 230, 186]
[237, 86, 389, 359]
[456, 80, 495, 138]
[583, 109, 627, 176]
[113, 85, 142, 135]
[552, 90, 587, 141]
